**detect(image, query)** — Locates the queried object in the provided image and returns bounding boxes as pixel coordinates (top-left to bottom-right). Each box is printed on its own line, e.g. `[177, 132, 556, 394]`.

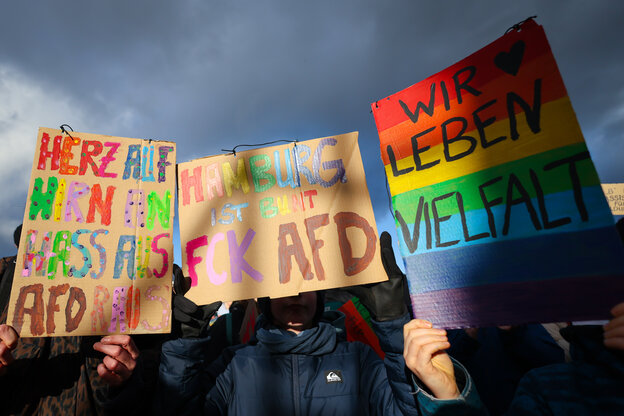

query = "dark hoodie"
[507, 325, 624, 415]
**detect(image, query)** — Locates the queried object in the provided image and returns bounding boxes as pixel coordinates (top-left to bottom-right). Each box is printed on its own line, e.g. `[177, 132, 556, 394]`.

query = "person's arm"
[348, 232, 486, 414]
[154, 264, 222, 415]
[92, 334, 153, 415]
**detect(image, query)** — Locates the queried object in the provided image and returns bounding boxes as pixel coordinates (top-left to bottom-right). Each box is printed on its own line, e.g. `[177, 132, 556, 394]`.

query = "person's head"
[258, 290, 325, 333]
[13, 224, 22, 248]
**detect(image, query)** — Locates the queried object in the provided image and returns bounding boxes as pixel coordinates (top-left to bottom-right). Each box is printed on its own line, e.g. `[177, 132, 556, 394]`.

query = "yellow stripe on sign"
[385, 96, 585, 195]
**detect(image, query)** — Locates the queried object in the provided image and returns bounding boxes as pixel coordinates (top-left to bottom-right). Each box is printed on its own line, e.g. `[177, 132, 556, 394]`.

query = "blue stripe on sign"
[404, 225, 624, 294]
[395, 185, 613, 257]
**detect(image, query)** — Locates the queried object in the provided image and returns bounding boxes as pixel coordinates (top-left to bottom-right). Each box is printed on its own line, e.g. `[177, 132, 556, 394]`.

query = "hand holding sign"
[0, 324, 18, 375]
[346, 231, 408, 322]
[93, 334, 140, 387]
[172, 264, 222, 339]
[403, 319, 459, 400]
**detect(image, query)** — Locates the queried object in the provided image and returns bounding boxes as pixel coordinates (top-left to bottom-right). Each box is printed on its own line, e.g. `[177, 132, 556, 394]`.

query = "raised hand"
[403, 319, 459, 400]
[172, 264, 222, 338]
[346, 231, 408, 321]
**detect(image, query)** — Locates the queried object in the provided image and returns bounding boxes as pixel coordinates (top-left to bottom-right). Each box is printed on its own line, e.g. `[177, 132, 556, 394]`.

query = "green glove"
[172, 264, 222, 338]
[346, 231, 408, 322]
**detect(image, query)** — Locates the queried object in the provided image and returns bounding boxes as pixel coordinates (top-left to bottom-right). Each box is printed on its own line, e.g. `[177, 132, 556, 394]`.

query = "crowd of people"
[1, 224, 624, 415]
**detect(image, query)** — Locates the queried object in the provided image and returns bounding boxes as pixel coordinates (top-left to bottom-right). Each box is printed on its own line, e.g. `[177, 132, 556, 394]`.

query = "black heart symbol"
[494, 40, 525, 76]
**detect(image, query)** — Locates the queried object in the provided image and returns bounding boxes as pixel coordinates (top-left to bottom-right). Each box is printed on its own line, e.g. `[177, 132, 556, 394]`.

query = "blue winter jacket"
[156, 312, 485, 416]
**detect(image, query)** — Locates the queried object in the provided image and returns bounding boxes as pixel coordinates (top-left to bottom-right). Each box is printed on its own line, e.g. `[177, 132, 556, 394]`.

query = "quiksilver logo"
[325, 370, 343, 384]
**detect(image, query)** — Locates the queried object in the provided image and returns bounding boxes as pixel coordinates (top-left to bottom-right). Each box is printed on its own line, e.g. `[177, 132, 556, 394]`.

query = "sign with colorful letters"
[372, 19, 624, 328]
[8, 128, 176, 337]
[178, 132, 386, 305]
[602, 183, 624, 215]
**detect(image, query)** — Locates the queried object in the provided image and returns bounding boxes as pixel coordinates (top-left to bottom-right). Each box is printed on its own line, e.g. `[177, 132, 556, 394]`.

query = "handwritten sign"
[602, 184, 624, 215]
[178, 132, 385, 305]
[7, 128, 176, 337]
[372, 19, 624, 328]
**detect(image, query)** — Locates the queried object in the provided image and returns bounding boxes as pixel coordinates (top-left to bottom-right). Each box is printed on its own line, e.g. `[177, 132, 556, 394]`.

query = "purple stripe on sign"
[404, 226, 624, 293]
[411, 274, 624, 329]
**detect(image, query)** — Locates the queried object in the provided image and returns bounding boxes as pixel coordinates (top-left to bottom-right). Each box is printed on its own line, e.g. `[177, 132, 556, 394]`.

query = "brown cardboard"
[7, 127, 176, 337]
[178, 132, 386, 305]
[602, 184, 624, 215]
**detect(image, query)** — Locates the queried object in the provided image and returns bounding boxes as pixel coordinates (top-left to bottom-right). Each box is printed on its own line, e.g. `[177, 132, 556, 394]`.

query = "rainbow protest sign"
[372, 19, 624, 328]
[8, 128, 175, 336]
[178, 132, 386, 305]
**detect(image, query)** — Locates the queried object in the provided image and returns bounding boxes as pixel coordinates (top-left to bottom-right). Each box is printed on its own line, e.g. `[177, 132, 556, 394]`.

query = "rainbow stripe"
[372, 20, 624, 328]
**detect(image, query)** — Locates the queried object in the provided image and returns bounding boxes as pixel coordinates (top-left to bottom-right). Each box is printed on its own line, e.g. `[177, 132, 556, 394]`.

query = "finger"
[102, 355, 133, 380]
[93, 343, 137, 373]
[173, 295, 200, 316]
[604, 337, 624, 351]
[93, 342, 135, 370]
[380, 232, 403, 276]
[604, 315, 624, 331]
[200, 301, 223, 320]
[404, 335, 449, 364]
[0, 325, 19, 350]
[404, 323, 445, 343]
[604, 325, 624, 339]
[404, 319, 434, 334]
[97, 362, 125, 387]
[94, 342, 138, 367]
[610, 302, 624, 317]
[416, 341, 452, 370]
[173, 264, 191, 295]
[0, 343, 15, 366]
[406, 340, 451, 377]
[404, 329, 448, 350]
[99, 335, 140, 360]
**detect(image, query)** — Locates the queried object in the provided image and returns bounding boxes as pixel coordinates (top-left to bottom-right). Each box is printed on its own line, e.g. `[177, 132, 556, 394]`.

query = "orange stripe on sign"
[384, 96, 585, 194]
[372, 20, 554, 133]
[378, 54, 567, 165]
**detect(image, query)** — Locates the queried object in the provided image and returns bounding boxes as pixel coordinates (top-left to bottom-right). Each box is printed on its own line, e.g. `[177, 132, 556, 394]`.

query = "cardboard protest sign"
[7, 128, 176, 337]
[178, 132, 385, 305]
[602, 184, 624, 215]
[371, 19, 624, 328]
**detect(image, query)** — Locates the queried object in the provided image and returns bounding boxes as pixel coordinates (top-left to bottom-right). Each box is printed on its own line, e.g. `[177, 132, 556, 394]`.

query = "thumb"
[173, 264, 191, 295]
[431, 351, 455, 380]
[200, 301, 223, 321]
[380, 232, 403, 278]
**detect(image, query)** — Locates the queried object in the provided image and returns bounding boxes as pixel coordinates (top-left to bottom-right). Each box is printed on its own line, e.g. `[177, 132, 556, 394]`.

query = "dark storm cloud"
[1, 0, 623, 256]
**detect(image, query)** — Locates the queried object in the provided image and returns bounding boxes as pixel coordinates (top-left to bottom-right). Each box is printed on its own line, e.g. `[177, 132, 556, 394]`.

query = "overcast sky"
[1, 0, 623, 260]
